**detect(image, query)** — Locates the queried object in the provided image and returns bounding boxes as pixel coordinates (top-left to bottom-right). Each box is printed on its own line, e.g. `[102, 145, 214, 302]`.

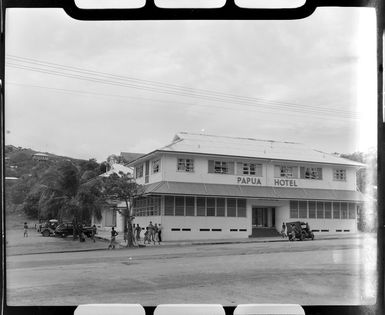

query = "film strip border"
[74, 304, 306, 315]
[2, 0, 376, 20]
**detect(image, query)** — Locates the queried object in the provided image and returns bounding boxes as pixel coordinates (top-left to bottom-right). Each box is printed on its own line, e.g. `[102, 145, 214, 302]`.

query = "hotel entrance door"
[252, 207, 275, 228]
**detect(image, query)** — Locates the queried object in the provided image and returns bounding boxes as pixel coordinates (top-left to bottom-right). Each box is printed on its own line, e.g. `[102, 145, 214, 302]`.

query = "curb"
[9, 234, 363, 256]
[97, 234, 360, 248]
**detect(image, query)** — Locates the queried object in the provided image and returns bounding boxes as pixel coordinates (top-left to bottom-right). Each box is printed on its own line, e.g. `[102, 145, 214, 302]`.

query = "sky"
[4, 6, 377, 162]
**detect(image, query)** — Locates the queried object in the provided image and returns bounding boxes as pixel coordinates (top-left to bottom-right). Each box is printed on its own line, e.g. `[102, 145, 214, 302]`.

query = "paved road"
[6, 235, 377, 306]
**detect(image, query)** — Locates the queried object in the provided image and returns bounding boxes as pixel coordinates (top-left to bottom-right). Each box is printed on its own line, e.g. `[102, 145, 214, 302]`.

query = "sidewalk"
[96, 229, 364, 249]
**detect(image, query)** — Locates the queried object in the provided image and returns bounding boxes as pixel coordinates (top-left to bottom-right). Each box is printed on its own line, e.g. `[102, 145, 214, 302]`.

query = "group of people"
[127, 221, 162, 245]
[109, 221, 162, 249]
[142, 221, 162, 245]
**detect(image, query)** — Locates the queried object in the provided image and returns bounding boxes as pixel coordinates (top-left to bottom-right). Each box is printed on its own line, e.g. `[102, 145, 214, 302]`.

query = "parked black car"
[55, 223, 94, 238]
[286, 221, 314, 241]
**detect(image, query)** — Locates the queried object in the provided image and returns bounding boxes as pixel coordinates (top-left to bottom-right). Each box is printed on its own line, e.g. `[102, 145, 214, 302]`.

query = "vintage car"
[286, 221, 314, 241]
[40, 219, 59, 237]
[54, 222, 94, 238]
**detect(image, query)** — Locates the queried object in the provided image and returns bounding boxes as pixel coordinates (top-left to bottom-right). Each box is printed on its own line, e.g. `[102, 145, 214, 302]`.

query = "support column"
[267, 208, 273, 227]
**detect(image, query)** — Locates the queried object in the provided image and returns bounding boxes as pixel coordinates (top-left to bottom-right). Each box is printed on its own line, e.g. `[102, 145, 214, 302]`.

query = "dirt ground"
[5, 233, 377, 306]
[5, 213, 109, 255]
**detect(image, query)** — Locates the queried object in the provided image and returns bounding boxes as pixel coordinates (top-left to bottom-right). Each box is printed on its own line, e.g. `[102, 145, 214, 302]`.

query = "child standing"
[23, 222, 28, 237]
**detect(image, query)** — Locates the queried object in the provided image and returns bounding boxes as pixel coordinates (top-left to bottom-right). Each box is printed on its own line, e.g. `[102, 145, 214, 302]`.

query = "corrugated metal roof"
[155, 132, 365, 167]
[142, 181, 364, 202]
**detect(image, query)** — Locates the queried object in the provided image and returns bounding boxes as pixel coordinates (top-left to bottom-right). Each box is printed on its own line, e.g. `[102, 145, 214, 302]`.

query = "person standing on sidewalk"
[147, 221, 155, 242]
[23, 222, 28, 237]
[281, 222, 287, 238]
[91, 224, 97, 242]
[135, 224, 141, 242]
[153, 223, 159, 245]
[108, 227, 119, 249]
[158, 224, 162, 243]
[143, 227, 150, 244]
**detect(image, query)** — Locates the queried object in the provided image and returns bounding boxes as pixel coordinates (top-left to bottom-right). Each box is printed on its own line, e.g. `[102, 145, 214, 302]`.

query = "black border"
[0, 0, 383, 315]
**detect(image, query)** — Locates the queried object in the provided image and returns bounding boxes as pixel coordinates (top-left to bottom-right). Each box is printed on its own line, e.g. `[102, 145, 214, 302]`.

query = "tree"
[10, 179, 32, 205]
[99, 162, 108, 174]
[38, 161, 105, 240]
[339, 150, 377, 232]
[102, 173, 143, 247]
[10, 151, 30, 164]
[79, 158, 100, 174]
[107, 154, 126, 166]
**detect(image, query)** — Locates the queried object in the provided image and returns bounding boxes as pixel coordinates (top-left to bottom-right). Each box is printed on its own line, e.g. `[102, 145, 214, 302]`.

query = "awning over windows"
[142, 181, 364, 202]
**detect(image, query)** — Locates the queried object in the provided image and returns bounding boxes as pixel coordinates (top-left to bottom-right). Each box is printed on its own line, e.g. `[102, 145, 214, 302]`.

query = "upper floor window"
[333, 169, 346, 181]
[274, 165, 298, 178]
[241, 163, 262, 176]
[135, 164, 144, 178]
[152, 159, 160, 174]
[208, 160, 234, 175]
[177, 158, 194, 172]
[300, 167, 322, 180]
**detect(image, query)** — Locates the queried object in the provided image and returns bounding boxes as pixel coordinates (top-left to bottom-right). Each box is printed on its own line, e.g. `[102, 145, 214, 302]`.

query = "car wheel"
[61, 233, 67, 238]
[300, 233, 305, 241]
[42, 230, 50, 237]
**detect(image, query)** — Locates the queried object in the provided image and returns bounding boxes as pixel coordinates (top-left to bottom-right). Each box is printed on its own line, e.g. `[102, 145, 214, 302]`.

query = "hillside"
[5, 145, 87, 179]
[4, 144, 106, 218]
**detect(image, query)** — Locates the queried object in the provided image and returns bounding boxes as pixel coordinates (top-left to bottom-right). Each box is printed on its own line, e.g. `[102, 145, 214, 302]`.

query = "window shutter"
[292, 166, 298, 178]
[274, 166, 281, 177]
[317, 168, 323, 179]
[228, 162, 235, 174]
[300, 167, 305, 179]
[208, 160, 214, 173]
[237, 162, 244, 175]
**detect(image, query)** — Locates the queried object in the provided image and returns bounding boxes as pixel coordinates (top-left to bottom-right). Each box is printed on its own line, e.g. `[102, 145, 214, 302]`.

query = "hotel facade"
[128, 133, 364, 241]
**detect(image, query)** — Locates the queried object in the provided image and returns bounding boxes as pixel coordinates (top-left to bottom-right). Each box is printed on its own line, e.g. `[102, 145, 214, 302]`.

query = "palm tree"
[38, 160, 104, 240]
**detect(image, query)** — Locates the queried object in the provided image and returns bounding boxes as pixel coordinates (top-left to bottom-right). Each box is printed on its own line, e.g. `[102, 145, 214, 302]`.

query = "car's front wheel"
[42, 230, 50, 237]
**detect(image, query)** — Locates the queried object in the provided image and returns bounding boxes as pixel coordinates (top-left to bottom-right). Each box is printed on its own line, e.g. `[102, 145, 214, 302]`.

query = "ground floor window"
[197, 197, 205, 216]
[290, 200, 357, 220]
[133, 195, 162, 216]
[160, 195, 247, 218]
[186, 197, 195, 216]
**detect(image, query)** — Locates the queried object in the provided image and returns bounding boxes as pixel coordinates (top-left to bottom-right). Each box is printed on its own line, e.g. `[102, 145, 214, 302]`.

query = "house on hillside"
[32, 153, 49, 161]
[91, 163, 134, 232]
[127, 132, 365, 241]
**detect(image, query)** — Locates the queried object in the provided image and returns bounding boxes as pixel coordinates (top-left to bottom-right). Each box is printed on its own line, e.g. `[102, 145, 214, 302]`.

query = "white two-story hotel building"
[128, 132, 365, 241]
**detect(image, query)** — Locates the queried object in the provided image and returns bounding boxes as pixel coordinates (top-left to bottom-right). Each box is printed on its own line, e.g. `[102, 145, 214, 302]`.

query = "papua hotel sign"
[237, 176, 262, 185]
[274, 179, 298, 187]
[237, 176, 298, 187]
[237, 177, 262, 185]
